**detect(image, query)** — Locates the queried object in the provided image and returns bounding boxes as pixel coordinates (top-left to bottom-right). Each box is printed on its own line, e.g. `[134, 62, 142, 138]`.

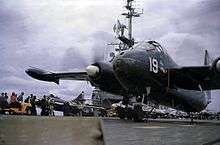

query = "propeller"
[61, 32, 113, 74]
[61, 44, 105, 71]
[86, 65, 100, 77]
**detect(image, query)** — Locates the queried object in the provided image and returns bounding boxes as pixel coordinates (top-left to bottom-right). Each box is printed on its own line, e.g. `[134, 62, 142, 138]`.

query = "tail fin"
[73, 92, 85, 105]
[204, 50, 212, 103]
[204, 50, 213, 66]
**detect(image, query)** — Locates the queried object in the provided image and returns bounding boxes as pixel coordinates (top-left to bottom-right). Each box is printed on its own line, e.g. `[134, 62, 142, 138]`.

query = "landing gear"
[132, 93, 148, 122]
[116, 94, 148, 122]
[188, 112, 194, 124]
[116, 104, 144, 122]
[116, 104, 133, 120]
[117, 106, 126, 119]
[132, 104, 144, 122]
[116, 99, 144, 122]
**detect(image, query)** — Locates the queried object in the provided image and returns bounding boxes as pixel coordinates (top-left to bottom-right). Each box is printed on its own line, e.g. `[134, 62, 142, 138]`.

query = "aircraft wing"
[169, 66, 220, 90]
[50, 72, 88, 81]
[26, 67, 88, 84]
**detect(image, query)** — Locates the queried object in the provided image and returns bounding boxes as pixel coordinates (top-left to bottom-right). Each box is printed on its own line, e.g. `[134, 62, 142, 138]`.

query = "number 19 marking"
[149, 57, 158, 73]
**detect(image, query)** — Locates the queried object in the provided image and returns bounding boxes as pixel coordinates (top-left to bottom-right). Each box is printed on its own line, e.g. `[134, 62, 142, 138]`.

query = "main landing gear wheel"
[132, 104, 144, 122]
[117, 106, 126, 119]
[116, 106, 133, 120]
[117, 105, 144, 122]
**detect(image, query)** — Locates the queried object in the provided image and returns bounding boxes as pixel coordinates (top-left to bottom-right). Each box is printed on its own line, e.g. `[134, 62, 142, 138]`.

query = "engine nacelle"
[211, 57, 220, 73]
[87, 62, 125, 95]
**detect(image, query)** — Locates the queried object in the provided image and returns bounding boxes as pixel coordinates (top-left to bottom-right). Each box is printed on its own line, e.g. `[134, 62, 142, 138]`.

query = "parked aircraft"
[25, 0, 220, 121]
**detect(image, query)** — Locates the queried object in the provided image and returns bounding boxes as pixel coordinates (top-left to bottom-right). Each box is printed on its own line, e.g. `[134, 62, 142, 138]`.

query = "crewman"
[30, 96, 37, 115]
[30, 94, 34, 100]
[0, 93, 4, 98]
[4, 93, 8, 101]
[24, 96, 30, 103]
[10, 92, 17, 103]
[10, 92, 20, 108]
[17, 92, 24, 102]
[63, 102, 71, 116]
[0, 93, 4, 102]
[49, 99, 55, 116]
[0, 93, 8, 109]
[40, 95, 47, 116]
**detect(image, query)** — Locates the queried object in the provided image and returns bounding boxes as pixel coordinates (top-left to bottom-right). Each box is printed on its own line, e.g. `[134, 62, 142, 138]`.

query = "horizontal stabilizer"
[26, 67, 88, 84]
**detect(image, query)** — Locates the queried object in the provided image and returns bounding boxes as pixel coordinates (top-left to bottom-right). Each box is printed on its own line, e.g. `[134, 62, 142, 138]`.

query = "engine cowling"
[211, 57, 220, 73]
[86, 62, 126, 95]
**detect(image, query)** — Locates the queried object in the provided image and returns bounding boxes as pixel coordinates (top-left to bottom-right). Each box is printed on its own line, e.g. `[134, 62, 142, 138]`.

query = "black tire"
[133, 105, 144, 122]
[127, 107, 133, 120]
[117, 107, 126, 119]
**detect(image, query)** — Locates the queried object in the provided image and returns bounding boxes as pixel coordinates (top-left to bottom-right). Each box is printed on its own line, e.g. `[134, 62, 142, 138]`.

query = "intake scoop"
[86, 65, 100, 77]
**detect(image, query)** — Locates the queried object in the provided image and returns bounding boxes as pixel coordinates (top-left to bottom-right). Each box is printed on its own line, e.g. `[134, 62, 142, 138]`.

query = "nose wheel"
[116, 95, 145, 122]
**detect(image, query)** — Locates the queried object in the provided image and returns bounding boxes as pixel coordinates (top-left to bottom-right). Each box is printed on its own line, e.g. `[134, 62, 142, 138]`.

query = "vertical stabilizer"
[204, 50, 212, 103]
[204, 50, 208, 65]
[204, 50, 212, 66]
[73, 91, 85, 105]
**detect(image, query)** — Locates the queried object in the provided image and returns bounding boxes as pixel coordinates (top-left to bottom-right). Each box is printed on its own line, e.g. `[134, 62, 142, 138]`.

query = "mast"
[122, 0, 134, 44]
[108, 0, 143, 61]
[121, 0, 142, 48]
[127, 0, 133, 41]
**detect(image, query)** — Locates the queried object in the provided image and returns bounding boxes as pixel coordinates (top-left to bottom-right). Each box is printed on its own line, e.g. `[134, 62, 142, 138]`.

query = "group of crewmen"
[0, 92, 55, 116]
[40, 95, 55, 116]
[0, 92, 26, 108]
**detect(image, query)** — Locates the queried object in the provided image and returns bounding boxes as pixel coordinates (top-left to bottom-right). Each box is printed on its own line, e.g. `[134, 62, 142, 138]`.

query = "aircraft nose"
[113, 59, 125, 71]
[113, 57, 140, 77]
[113, 56, 150, 91]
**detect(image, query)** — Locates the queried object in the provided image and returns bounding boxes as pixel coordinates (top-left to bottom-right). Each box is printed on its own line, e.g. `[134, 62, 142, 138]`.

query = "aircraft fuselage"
[26, 41, 211, 113]
[112, 41, 208, 112]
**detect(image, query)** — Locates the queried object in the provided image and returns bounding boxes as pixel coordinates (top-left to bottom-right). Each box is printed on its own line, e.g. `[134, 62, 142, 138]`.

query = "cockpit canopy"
[134, 40, 168, 54]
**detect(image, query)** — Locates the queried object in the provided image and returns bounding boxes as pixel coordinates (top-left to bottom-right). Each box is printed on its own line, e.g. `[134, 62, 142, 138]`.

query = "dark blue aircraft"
[26, 40, 220, 121]
[25, 0, 220, 121]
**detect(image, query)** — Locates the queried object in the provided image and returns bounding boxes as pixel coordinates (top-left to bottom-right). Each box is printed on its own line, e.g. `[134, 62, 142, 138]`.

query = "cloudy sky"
[0, 0, 220, 111]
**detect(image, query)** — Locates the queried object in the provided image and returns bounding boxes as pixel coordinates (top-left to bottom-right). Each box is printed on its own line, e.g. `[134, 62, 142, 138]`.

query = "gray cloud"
[61, 31, 113, 70]
[153, 0, 220, 111]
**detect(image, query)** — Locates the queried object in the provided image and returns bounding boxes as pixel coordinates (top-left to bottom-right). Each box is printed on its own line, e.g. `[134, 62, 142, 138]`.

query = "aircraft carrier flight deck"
[1, 115, 220, 145]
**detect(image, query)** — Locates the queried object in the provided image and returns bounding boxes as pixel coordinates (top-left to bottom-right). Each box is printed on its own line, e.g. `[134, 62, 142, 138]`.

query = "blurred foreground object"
[0, 116, 105, 145]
